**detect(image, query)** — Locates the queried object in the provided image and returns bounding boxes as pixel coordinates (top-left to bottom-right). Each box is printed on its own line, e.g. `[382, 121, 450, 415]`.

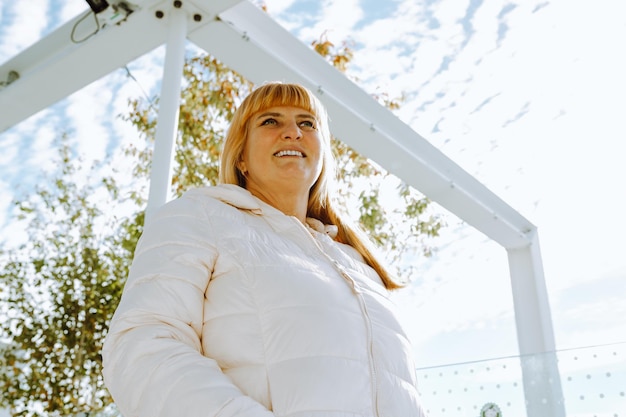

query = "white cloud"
[262, 0, 297, 15]
[0, 107, 60, 190]
[0, 179, 27, 248]
[0, 1, 50, 63]
[58, 0, 89, 23]
[64, 80, 114, 165]
[295, 0, 363, 42]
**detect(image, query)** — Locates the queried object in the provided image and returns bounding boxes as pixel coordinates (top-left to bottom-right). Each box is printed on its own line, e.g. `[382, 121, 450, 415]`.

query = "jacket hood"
[194, 184, 338, 239]
[198, 184, 264, 214]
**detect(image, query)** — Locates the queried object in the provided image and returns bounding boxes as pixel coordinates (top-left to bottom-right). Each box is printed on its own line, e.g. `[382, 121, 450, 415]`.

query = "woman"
[102, 82, 427, 417]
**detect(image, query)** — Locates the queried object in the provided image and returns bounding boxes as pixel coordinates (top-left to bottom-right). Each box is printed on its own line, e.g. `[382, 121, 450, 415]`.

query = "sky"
[1, 0, 626, 415]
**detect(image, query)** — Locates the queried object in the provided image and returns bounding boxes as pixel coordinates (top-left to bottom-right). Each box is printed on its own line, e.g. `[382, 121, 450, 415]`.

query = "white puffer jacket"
[102, 184, 426, 417]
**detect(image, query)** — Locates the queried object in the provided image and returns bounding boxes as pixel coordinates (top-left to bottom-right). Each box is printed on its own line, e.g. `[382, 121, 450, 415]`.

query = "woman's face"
[241, 105, 323, 198]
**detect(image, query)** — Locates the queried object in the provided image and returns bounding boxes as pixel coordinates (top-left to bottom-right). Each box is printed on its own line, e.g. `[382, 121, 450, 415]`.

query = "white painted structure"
[0, 1, 565, 415]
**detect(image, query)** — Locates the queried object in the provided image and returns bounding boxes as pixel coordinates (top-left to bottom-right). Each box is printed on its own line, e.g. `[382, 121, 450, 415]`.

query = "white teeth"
[274, 150, 304, 157]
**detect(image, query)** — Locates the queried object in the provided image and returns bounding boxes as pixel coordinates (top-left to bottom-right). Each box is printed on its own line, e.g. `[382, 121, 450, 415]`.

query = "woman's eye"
[261, 118, 277, 125]
[299, 120, 315, 129]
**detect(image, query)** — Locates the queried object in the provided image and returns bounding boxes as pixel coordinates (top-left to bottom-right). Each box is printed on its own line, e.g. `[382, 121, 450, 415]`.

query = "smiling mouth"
[274, 150, 305, 157]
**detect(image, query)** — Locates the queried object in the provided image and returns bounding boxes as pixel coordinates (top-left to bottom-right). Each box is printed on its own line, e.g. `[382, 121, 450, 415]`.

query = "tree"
[0, 139, 130, 416]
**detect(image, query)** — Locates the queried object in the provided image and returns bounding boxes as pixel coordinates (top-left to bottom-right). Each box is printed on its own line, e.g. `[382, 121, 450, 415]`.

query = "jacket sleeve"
[102, 196, 274, 417]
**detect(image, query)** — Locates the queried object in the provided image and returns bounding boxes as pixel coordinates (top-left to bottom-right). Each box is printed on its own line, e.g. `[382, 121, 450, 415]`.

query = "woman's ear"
[238, 161, 248, 175]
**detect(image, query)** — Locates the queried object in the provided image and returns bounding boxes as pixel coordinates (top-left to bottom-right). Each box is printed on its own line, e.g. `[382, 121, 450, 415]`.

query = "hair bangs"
[247, 83, 325, 122]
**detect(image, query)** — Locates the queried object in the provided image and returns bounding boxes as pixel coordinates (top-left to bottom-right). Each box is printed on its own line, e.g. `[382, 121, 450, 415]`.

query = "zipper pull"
[332, 260, 361, 294]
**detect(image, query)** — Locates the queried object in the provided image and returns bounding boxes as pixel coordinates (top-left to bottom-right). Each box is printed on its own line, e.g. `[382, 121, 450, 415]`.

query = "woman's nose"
[281, 121, 302, 140]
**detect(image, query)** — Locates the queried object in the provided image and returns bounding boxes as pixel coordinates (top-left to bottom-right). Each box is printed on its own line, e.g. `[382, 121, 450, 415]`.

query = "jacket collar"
[199, 184, 264, 214]
[198, 184, 338, 239]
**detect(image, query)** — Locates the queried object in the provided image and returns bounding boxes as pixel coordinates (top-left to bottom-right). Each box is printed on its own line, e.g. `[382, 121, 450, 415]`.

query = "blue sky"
[1, 0, 626, 410]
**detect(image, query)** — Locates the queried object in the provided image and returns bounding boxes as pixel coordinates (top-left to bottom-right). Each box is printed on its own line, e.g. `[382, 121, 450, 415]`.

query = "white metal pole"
[507, 230, 566, 417]
[145, 5, 187, 221]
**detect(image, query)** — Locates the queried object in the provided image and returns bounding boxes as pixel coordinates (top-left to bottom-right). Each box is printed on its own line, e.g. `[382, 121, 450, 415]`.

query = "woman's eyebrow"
[255, 111, 316, 120]
[256, 111, 282, 120]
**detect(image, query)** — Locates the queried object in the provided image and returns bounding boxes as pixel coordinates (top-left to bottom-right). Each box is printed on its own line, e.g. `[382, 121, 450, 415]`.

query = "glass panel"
[416, 342, 626, 417]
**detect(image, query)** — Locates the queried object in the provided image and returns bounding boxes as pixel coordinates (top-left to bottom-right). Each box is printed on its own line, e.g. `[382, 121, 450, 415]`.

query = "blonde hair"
[219, 82, 402, 290]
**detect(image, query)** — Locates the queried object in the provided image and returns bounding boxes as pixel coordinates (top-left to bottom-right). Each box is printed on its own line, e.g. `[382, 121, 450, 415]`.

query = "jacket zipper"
[294, 218, 381, 416]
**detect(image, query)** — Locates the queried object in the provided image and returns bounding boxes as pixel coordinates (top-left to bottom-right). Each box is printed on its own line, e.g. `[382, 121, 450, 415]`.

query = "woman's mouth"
[274, 150, 305, 157]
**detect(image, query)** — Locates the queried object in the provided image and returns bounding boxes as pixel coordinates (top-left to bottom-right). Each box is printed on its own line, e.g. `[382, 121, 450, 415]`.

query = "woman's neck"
[247, 187, 309, 223]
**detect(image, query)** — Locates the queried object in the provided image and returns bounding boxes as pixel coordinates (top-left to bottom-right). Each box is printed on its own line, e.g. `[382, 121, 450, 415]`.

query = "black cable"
[123, 66, 158, 116]
[70, 10, 101, 43]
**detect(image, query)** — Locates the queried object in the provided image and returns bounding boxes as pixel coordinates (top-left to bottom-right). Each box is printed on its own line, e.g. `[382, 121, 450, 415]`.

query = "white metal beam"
[0, 0, 537, 248]
[508, 232, 565, 416]
[145, 5, 188, 219]
[0, 0, 244, 133]
[0, 3, 162, 133]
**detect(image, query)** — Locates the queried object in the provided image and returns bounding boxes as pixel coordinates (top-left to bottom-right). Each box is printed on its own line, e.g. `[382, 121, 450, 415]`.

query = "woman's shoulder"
[140, 185, 257, 244]
[184, 184, 262, 213]
[155, 184, 261, 218]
